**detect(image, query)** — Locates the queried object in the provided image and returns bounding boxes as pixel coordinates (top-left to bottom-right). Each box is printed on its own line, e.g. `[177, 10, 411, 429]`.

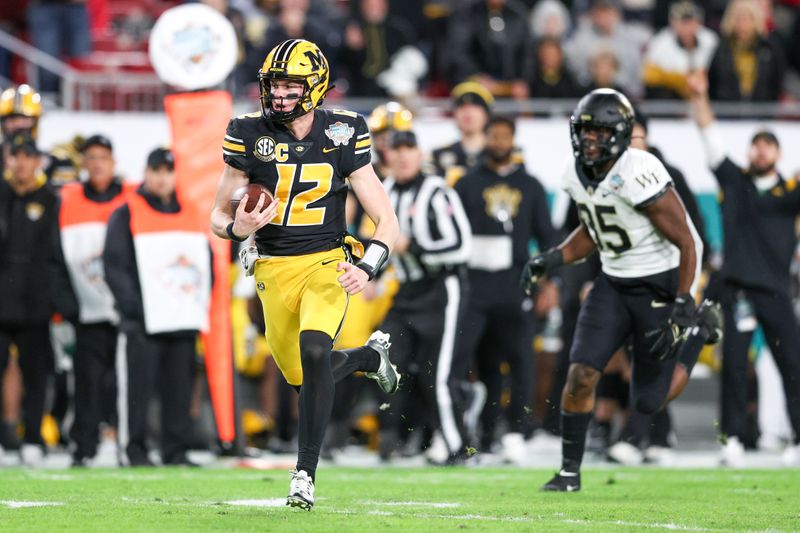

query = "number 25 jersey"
[561, 147, 702, 279]
[222, 108, 372, 256]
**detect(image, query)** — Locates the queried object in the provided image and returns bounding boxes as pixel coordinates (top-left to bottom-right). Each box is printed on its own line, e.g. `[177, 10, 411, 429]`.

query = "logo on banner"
[149, 4, 238, 91]
[160, 255, 202, 298]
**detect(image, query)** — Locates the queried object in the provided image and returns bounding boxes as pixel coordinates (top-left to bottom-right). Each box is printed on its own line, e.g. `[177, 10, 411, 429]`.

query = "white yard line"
[357, 500, 461, 508]
[0, 501, 64, 509]
[224, 499, 287, 508]
[563, 519, 715, 531]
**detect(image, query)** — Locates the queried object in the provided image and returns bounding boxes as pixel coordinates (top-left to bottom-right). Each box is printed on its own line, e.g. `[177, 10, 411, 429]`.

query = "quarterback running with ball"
[210, 39, 400, 510]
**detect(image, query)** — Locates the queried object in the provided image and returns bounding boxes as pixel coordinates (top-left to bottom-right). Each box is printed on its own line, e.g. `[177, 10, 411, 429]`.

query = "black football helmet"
[570, 89, 634, 167]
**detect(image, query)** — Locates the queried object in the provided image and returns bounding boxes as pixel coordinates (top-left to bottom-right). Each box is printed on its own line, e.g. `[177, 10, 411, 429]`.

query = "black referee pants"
[70, 322, 118, 460]
[720, 283, 800, 444]
[0, 323, 53, 445]
[118, 330, 196, 464]
[379, 274, 469, 455]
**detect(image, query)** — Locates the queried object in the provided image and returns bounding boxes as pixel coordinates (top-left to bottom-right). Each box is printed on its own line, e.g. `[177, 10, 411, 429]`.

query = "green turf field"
[0, 467, 798, 531]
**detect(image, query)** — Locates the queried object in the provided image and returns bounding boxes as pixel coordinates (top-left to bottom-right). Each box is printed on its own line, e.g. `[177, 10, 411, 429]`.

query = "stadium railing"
[3, 27, 800, 119]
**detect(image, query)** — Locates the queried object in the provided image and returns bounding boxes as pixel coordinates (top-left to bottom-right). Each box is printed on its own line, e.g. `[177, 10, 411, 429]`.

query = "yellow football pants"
[254, 248, 349, 386]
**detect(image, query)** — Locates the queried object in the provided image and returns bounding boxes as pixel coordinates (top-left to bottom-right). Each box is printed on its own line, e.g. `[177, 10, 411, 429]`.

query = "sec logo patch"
[254, 136, 276, 162]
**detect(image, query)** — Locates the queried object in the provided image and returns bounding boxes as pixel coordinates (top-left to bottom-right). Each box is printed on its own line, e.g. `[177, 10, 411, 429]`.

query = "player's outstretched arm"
[210, 164, 277, 241]
[686, 71, 715, 129]
[643, 187, 699, 297]
[521, 223, 596, 295]
[339, 164, 400, 295]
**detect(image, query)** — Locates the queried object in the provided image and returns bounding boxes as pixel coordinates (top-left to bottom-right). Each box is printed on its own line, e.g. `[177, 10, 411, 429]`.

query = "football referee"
[379, 130, 474, 463]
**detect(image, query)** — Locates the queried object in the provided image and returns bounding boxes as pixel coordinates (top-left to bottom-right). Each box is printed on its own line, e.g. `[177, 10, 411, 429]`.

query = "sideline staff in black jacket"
[689, 71, 800, 466]
[0, 135, 56, 462]
[454, 116, 558, 454]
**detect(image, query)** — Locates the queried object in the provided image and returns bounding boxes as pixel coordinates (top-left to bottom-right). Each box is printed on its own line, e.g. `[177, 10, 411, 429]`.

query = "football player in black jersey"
[210, 39, 400, 510]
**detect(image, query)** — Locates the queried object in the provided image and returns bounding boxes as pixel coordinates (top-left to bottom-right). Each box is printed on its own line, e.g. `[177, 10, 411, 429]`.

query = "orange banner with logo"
[165, 91, 235, 444]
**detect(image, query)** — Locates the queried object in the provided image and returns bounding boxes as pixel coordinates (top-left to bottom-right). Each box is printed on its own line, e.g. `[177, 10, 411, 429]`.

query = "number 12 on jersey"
[577, 203, 632, 254]
[271, 163, 334, 227]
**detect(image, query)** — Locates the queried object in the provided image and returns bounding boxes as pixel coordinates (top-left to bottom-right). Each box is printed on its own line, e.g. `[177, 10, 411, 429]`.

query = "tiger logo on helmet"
[258, 39, 331, 124]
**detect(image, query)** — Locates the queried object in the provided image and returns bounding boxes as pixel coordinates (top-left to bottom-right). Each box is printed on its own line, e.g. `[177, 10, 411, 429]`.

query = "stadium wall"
[39, 113, 800, 194]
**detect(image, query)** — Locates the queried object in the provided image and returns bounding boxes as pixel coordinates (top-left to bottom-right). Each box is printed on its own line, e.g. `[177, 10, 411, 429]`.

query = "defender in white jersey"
[521, 89, 721, 492]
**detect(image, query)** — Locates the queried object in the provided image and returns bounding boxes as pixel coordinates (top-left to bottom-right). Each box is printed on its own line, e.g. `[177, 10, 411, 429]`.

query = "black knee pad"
[299, 330, 334, 364]
[300, 331, 333, 375]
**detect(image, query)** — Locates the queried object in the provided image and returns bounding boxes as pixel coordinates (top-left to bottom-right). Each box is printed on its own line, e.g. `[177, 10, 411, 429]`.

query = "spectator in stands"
[342, 0, 427, 98]
[586, 47, 628, 95]
[0, 135, 56, 466]
[445, 0, 533, 99]
[529, 38, 584, 99]
[789, 10, 800, 79]
[688, 71, 800, 467]
[51, 135, 129, 467]
[26, 0, 92, 93]
[565, 0, 650, 98]
[643, 1, 718, 99]
[529, 0, 572, 40]
[201, 0, 253, 94]
[707, 0, 785, 102]
[103, 148, 211, 467]
[260, 0, 337, 65]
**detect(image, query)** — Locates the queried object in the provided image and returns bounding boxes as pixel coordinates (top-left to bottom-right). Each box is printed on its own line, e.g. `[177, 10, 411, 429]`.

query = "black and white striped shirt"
[384, 173, 472, 284]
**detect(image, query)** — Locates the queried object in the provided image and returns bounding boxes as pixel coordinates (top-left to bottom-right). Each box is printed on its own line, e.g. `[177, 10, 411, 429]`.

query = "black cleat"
[541, 470, 581, 492]
[696, 299, 723, 345]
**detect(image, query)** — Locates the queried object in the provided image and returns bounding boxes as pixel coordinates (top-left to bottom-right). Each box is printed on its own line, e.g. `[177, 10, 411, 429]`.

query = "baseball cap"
[451, 81, 494, 113]
[390, 130, 418, 149]
[146, 147, 175, 170]
[670, 1, 703, 21]
[82, 134, 113, 153]
[751, 130, 780, 148]
[8, 133, 41, 156]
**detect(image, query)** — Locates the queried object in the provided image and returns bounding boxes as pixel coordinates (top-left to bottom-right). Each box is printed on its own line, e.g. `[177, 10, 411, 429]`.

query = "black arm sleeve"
[103, 205, 144, 323]
[49, 199, 80, 321]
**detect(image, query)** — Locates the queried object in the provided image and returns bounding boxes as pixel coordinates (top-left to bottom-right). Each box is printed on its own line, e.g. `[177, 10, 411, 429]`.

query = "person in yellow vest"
[50, 134, 131, 466]
[0, 134, 57, 466]
[103, 147, 211, 467]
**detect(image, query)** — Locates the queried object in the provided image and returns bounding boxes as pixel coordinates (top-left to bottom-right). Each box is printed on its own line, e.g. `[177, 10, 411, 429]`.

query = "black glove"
[646, 293, 696, 361]
[521, 249, 564, 296]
